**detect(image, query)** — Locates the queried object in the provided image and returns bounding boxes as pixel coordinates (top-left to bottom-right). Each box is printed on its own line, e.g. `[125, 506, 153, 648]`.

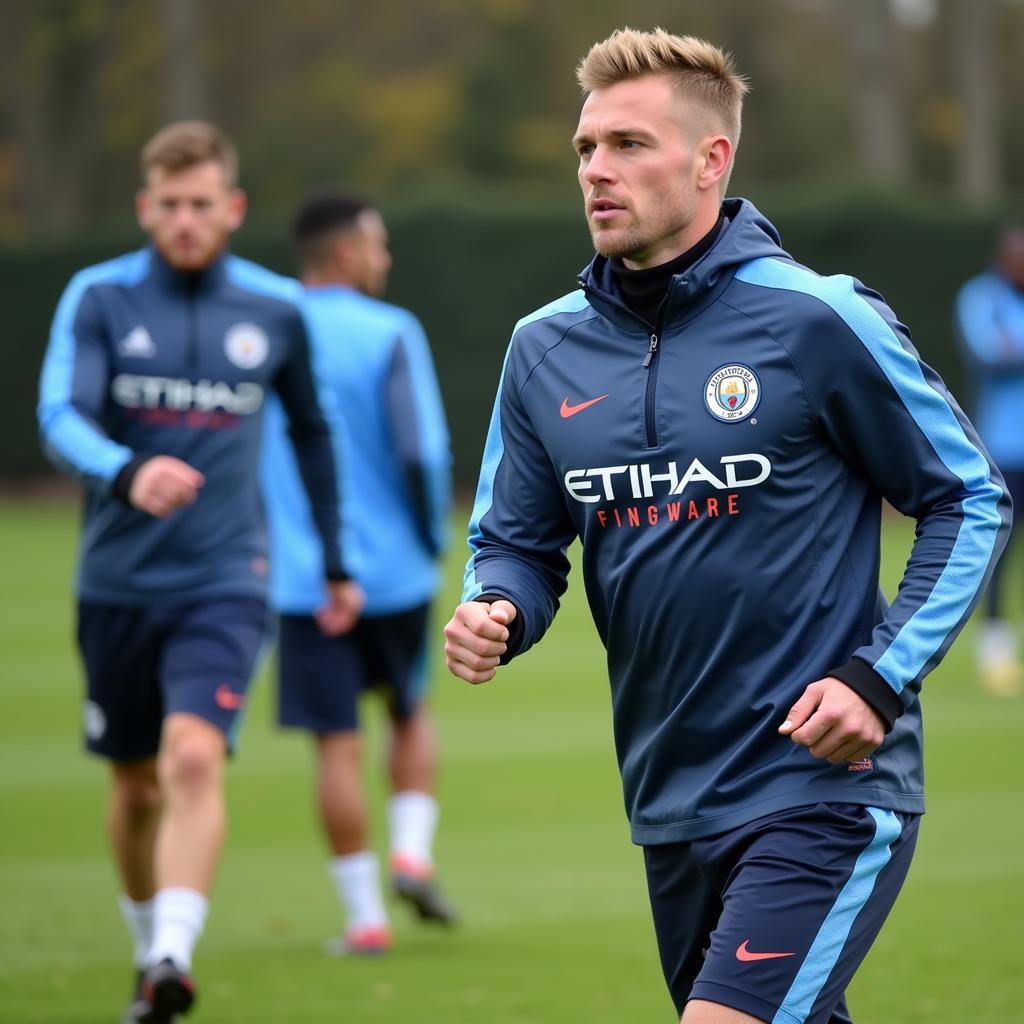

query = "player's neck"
[302, 269, 360, 290]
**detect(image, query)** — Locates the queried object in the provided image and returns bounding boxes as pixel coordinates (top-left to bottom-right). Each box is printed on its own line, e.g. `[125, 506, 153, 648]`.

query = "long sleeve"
[383, 317, 452, 558]
[786, 270, 1011, 723]
[462, 336, 577, 659]
[273, 313, 346, 578]
[37, 276, 133, 491]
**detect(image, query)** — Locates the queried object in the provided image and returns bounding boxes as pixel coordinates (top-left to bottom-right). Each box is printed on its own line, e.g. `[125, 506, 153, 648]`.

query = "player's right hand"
[129, 456, 205, 517]
[444, 600, 516, 684]
[316, 579, 365, 637]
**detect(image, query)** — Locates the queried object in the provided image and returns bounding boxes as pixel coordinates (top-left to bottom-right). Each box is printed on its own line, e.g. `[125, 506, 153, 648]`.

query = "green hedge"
[2, 192, 1006, 485]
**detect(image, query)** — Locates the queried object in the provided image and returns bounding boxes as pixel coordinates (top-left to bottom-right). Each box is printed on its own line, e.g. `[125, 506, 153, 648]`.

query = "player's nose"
[582, 145, 617, 186]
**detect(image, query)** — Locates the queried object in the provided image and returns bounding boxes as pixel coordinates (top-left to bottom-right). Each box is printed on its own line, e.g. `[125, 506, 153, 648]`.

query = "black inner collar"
[611, 213, 724, 329]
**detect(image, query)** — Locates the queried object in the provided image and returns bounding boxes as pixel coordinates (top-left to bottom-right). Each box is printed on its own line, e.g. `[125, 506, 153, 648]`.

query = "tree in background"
[0, 0, 1021, 241]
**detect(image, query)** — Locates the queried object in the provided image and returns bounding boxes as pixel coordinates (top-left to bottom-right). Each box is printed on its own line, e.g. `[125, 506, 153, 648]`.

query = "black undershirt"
[611, 213, 725, 328]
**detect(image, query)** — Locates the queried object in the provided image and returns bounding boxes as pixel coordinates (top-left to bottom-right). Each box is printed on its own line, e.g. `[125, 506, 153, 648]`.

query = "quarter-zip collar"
[610, 212, 725, 329]
[148, 245, 229, 294]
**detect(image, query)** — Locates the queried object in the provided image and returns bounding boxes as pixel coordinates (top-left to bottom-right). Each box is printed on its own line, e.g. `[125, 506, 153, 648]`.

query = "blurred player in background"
[445, 28, 1010, 1024]
[36, 122, 362, 1023]
[261, 192, 455, 955]
[956, 224, 1024, 696]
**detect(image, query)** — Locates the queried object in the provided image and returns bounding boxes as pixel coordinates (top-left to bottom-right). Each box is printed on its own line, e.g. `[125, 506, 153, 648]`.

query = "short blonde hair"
[577, 28, 748, 147]
[141, 121, 239, 186]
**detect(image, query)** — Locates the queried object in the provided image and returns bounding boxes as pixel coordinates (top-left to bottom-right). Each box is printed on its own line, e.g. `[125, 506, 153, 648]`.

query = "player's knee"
[159, 729, 223, 794]
[113, 765, 161, 819]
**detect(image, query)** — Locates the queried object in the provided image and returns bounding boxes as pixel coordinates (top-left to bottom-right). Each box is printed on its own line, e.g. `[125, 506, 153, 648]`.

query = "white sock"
[979, 619, 1018, 665]
[388, 791, 439, 869]
[146, 887, 209, 971]
[329, 851, 388, 932]
[118, 895, 155, 969]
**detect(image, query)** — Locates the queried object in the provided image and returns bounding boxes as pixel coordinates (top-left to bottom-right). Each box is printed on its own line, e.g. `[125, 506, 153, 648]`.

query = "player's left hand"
[778, 677, 885, 764]
[316, 579, 365, 636]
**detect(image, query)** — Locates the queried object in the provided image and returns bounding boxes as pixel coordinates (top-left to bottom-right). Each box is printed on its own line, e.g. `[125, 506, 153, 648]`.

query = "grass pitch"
[1, 500, 1022, 1023]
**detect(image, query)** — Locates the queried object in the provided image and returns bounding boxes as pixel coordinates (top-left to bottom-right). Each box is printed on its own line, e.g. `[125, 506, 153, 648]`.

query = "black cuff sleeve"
[112, 454, 149, 505]
[326, 569, 352, 583]
[829, 657, 904, 733]
[474, 592, 524, 664]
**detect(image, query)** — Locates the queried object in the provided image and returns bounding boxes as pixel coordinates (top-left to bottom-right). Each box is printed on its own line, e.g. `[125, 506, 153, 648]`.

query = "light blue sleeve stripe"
[736, 259, 1004, 691]
[773, 808, 902, 1024]
[37, 251, 148, 483]
[462, 343, 513, 602]
[875, 495, 999, 687]
[393, 311, 452, 546]
[44, 413, 133, 482]
[461, 290, 589, 602]
[225, 256, 304, 304]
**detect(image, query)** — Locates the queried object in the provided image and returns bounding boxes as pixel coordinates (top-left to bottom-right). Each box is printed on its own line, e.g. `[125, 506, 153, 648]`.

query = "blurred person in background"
[261, 192, 455, 956]
[36, 122, 362, 1023]
[444, 27, 1010, 1024]
[956, 224, 1024, 696]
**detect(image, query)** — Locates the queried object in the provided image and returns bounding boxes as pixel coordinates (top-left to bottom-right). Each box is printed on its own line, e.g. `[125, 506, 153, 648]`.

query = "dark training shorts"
[276, 602, 431, 733]
[643, 802, 920, 1024]
[77, 596, 270, 761]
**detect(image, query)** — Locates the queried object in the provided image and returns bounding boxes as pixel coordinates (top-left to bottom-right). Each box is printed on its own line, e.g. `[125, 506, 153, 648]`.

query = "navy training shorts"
[643, 801, 920, 1024]
[276, 602, 431, 733]
[77, 596, 270, 761]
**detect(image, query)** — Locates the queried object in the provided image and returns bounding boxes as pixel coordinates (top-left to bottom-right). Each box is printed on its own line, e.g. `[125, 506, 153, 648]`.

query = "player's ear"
[226, 188, 247, 232]
[696, 135, 732, 194]
[333, 235, 357, 275]
[135, 188, 151, 231]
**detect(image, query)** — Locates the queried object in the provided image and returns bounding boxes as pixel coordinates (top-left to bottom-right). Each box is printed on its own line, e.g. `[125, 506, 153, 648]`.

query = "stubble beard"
[590, 224, 649, 262]
[588, 203, 694, 265]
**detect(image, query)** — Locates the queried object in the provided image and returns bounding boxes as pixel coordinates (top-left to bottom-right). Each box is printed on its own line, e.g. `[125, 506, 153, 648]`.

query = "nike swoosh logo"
[736, 940, 795, 962]
[560, 394, 609, 419]
[215, 684, 246, 711]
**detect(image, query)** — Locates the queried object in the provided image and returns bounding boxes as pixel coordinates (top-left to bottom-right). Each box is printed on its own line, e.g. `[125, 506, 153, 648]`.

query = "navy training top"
[464, 198, 1011, 844]
[38, 246, 344, 605]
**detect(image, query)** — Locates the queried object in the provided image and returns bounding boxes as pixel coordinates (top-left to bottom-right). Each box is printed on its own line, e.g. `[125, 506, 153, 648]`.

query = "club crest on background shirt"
[704, 364, 760, 422]
[224, 322, 270, 369]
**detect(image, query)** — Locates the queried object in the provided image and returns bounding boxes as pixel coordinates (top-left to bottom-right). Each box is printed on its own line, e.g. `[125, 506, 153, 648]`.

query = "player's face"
[350, 209, 393, 298]
[136, 161, 246, 271]
[574, 75, 725, 269]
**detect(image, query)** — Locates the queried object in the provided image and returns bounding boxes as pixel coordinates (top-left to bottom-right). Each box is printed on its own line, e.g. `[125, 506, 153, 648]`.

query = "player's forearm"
[463, 550, 566, 661]
[848, 487, 1010, 707]
[291, 427, 346, 577]
[39, 404, 134, 494]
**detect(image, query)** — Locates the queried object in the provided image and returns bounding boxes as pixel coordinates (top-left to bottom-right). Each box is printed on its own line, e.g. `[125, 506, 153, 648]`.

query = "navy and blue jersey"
[37, 247, 343, 605]
[261, 285, 451, 616]
[464, 198, 1010, 845]
[955, 269, 1024, 470]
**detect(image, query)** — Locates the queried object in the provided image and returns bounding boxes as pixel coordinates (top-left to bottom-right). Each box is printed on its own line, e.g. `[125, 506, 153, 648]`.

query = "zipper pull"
[642, 334, 659, 368]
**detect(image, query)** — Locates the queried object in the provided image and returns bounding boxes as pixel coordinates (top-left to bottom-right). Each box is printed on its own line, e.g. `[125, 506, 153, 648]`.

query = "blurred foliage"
[1, 0, 1024, 240]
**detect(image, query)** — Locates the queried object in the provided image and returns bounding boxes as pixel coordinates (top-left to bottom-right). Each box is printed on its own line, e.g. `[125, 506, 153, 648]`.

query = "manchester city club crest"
[224, 322, 270, 369]
[704, 364, 760, 422]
